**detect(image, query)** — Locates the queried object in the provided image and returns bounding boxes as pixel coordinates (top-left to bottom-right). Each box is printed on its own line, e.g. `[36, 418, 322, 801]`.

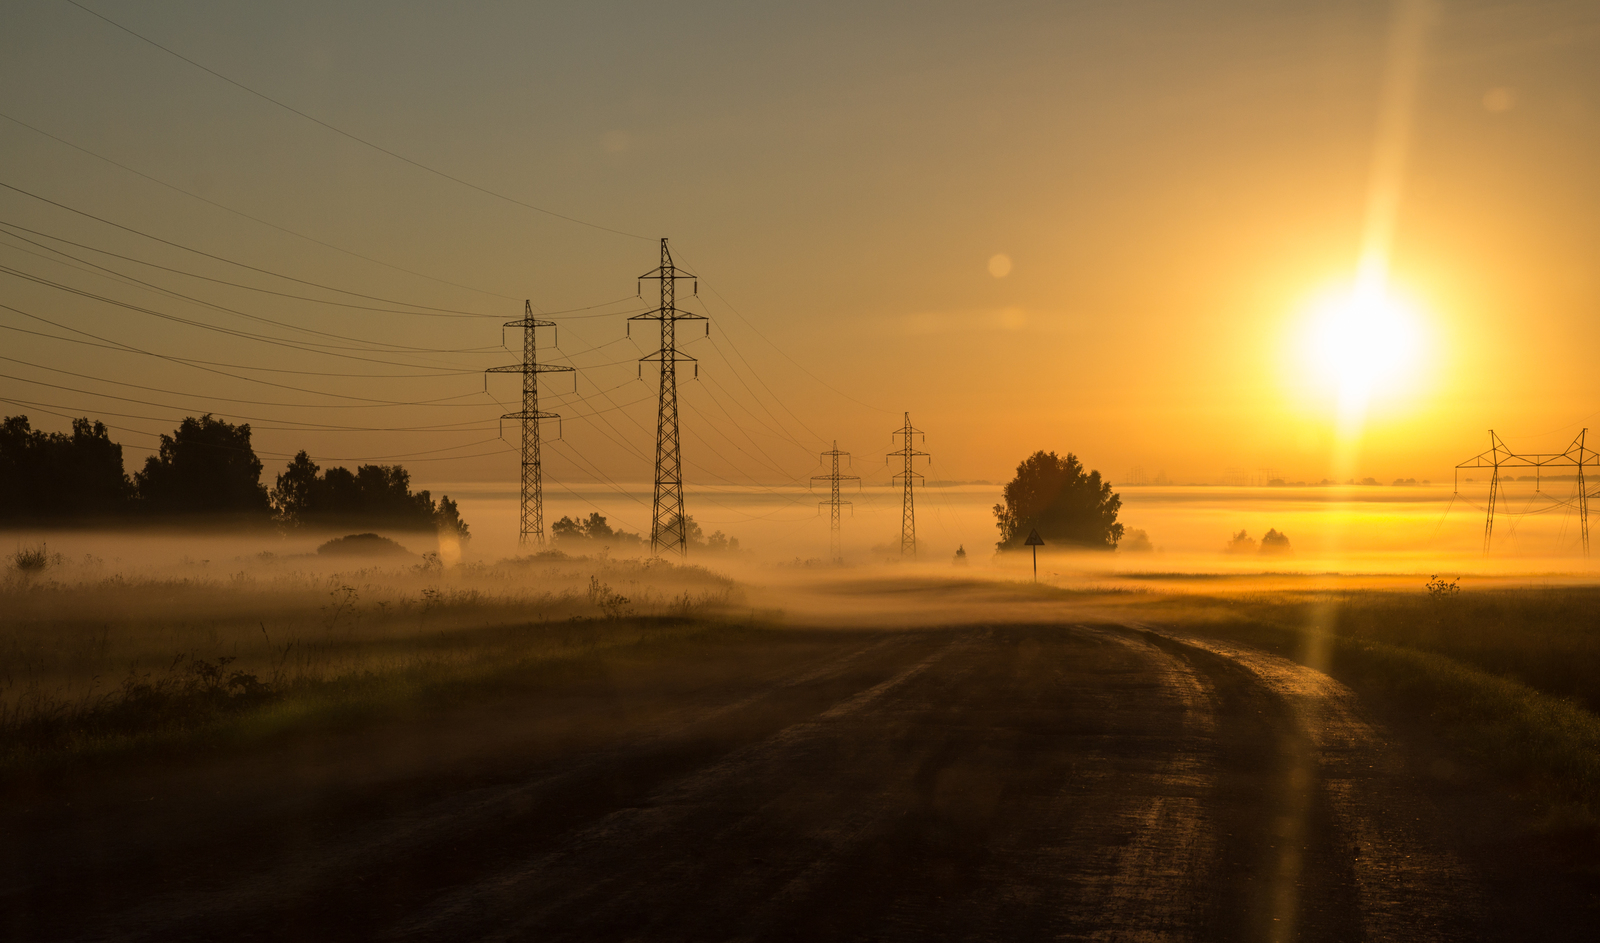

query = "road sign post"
[1024, 528, 1044, 582]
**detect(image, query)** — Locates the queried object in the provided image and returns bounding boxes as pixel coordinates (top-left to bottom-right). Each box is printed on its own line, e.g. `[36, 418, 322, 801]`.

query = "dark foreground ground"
[3, 623, 1595, 942]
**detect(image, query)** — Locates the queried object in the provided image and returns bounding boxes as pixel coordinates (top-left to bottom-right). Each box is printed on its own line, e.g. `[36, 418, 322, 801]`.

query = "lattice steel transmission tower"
[629, 238, 706, 557]
[887, 412, 929, 557]
[486, 301, 574, 546]
[1456, 428, 1595, 556]
[812, 441, 859, 563]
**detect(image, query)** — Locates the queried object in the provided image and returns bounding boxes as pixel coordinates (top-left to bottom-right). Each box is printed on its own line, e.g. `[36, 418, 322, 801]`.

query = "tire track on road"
[1070, 626, 1220, 942]
[1137, 625, 1483, 942]
[75, 632, 931, 943]
[398, 634, 969, 942]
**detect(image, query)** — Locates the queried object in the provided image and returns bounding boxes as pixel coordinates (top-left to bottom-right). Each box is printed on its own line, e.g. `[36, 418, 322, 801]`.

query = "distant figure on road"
[954, 544, 968, 566]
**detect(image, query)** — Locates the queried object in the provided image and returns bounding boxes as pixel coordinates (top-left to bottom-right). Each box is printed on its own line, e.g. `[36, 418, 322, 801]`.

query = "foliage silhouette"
[1224, 530, 1257, 554]
[551, 512, 736, 553]
[316, 533, 414, 557]
[993, 450, 1123, 551]
[2, 413, 471, 534]
[1259, 528, 1292, 555]
[0, 415, 133, 523]
[271, 451, 469, 537]
[135, 414, 269, 517]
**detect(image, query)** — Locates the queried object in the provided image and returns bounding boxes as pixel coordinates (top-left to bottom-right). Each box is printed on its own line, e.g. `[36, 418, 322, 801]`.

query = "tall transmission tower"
[812, 441, 859, 563]
[1456, 428, 1595, 556]
[887, 412, 929, 557]
[629, 238, 706, 557]
[486, 301, 574, 546]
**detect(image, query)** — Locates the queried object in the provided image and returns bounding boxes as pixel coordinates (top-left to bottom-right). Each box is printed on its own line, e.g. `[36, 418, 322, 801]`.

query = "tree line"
[550, 511, 739, 553]
[1, 413, 468, 537]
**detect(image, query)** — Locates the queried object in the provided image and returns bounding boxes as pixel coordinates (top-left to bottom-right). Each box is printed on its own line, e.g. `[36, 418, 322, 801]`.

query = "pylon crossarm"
[486, 363, 575, 374]
[629, 310, 706, 322]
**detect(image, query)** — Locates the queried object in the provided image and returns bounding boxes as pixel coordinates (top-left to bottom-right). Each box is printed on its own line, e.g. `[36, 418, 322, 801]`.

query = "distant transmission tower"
[486, 301, 574, 546]
[812, 441, 859, 563]
[629, 238, 706, 557]
[1456, 428, 1594, 556]
[887, 412, 929, 556]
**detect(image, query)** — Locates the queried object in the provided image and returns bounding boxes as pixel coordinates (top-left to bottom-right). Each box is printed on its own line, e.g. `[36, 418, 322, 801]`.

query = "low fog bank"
[5, 525, 1597, 767]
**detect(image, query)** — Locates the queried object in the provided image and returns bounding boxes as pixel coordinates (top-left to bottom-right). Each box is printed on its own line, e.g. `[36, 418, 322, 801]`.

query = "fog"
[432, 480, 1597, 574]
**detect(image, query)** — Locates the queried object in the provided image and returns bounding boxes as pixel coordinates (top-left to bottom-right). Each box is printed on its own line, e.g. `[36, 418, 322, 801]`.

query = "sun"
[1299, 280, 1424, 423]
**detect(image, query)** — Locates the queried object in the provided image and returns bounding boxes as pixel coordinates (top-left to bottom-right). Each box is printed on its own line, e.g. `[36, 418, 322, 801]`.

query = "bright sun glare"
[1301, 281, 1424, 424]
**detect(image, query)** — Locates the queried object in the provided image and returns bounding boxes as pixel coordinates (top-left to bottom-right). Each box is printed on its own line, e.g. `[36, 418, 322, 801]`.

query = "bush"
[316, 533, 414, 557]
[1259, 529, 1292, 555]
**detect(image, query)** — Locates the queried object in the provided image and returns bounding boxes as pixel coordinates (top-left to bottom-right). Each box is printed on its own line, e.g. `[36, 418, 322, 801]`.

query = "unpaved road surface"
[2, 624, 1588, 941]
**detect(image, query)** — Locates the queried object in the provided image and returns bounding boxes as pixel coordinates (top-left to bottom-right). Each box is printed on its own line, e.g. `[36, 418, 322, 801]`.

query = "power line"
[670, 243, 892, 417]
[0, 179, 498, 316]
[0, 354, 487, 413]
[0, 108, 522, 303]
[0, 219, 497, 319]
[0, 245, 504, 355]
[63, 0, 649, 241]
[0, 273, 495, 371]
[0, 319, 473, 377]
[0, 394, 516, 463]
[0, 301, 486, 400]
[0, 371, 495, 427]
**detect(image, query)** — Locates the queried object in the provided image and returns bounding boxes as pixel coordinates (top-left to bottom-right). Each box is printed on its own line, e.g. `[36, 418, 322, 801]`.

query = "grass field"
[0, 547, 741, 771]
[6, 542, 1600, 829]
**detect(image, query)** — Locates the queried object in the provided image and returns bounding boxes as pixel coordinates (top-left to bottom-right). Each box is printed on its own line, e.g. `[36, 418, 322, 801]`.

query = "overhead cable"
[62, 0, 649, 241]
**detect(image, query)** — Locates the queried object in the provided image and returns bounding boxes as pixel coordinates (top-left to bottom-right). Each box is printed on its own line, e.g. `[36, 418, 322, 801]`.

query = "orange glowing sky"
[1, 0, 1597, 494]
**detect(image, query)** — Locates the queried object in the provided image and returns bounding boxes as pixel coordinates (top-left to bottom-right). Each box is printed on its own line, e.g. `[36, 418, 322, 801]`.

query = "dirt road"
[1, 624, 1580, 941]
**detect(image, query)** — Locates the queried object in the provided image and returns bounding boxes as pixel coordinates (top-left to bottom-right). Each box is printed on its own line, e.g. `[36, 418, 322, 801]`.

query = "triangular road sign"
[1024, 528, 1044, 546]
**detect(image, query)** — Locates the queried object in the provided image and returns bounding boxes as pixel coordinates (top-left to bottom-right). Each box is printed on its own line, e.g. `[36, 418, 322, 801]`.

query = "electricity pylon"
[629, 238, 706, 557]
[486, 300, 574, 546]
[1456, 428, 1596, 556]
[812, 441, 859, 563]
[887, 412, 929, 557]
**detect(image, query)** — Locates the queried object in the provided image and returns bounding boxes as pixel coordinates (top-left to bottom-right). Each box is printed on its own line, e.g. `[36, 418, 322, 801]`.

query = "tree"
[271, 451, 321, 522]
[270, 451, 469, 537]
[550, 512, 643, 549]
[434, 495, 470, 541]
[0, 415, 133, 523]
[993, 450, 1123, 551]
[135, 414, 269, 517]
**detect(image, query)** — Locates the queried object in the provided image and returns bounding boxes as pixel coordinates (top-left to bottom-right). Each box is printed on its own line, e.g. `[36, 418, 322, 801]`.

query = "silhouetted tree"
[271, 451, 470, 537]
[1121, 528, 1154, 552]
[551, 512, 643, 548]
[434, 495, 470, 541]
[0, 415, 133, 523]
[271, 451, 321, 522]
[993, 450, 1123, 550]
[135, 414, 269, 517]
[549, 512, 734, 553]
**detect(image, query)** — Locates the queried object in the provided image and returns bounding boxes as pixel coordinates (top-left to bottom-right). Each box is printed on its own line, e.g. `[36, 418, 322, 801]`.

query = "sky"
[2, 0, 1598, 512]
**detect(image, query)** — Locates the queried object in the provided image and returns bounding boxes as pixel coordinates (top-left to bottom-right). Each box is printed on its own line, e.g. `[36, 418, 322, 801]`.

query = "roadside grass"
[1131, 586, 1600, 820]
[0, 551, 744, 775]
